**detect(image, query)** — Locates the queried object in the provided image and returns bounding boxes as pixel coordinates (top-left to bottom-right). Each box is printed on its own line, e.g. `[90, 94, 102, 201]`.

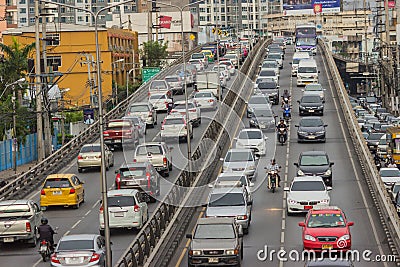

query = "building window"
[77, 16, 83, 22]
[242, 7, 247, 12]
[242, 15, 247, 20]
[20, 17, 27, 23]
[29, 17, 35, 23]
[20, 8, 27, 13]
[200, 16, 205, 21]
[19, 0, 26, 3]
[199, 7, 205, 13]
[29, 7, 34, 14]
[221, 7, 225, 12]
[190, 7, 197, 13]
[47, 56, 62, 71]
[46, 33, 60, 46]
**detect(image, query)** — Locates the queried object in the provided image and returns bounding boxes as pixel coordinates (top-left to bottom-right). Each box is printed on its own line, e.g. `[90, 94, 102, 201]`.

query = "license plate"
[208, 258, 219, 263]
[308, 136, 315, 139]
[53, 191, 62, 195]
[40, 246, 47, 252]
[322, 244, 333, 249]
[3, 237, 14, 243]
[304, 205, 313, 210]
[127, 181, 138, 185]
[114, 212, 125, 217]
[308, 110, 315, 113]
[260, 125, 266, 129]
[113, 139, 122, 143]
[66, 257, 81, 264]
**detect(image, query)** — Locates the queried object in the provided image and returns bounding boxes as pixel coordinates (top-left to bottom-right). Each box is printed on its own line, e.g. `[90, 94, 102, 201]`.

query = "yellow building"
[3, 24, 139, 107]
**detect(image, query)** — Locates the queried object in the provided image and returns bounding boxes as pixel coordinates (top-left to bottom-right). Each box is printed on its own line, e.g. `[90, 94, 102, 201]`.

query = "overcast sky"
[342, 0, 376, 10]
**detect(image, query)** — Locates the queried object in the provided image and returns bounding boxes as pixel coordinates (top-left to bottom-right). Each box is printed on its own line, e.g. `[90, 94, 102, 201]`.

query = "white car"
[266, 53, 283, 69]
[223, 53, 239, 68]
[127, 102, 157, 127]
[189, 59, 204, 71]
[160, 115, 193, 142]
[211, 173, 254, 204]
[260, 60, 280, 76]
[212, 65, 230, 81]
[379, 167, 400, 189]
[257, 69, 279, 84]
[192, 91, 218, 110]
[234, 128, 267, 156]
[219, 72, 227, 87]
[220, 60, 236, 75]
[170, 100, 201, 127]
[284, 176, 331, 215]
[302, 83, 326, 100]
[148, 93, 173, 112]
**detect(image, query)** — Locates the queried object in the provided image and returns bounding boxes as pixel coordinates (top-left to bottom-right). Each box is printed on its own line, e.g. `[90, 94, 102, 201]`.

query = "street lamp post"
[126, 68, 135, 98]
[148, 0, 204, 175]
[38, 1, 137, 266]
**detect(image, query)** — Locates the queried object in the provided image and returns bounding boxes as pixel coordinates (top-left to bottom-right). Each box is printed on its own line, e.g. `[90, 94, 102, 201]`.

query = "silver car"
[77, 143, 114, 173]
[148, 93, 173, 112]
[192, 91, 217, 110]
[160, 115, 193, 142]
[302, 83, 326, 100]
[127, 102, 157, 127]
[211, 173, 254, 204]
[51, 234, 107, 267]
[221, 148, 258, 180]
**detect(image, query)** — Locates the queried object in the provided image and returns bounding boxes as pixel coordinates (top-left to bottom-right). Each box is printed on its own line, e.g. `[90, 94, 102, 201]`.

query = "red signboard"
[388, 1, 395, 8]
[313, 3, 322, 14]
[159, 15, 172, 29]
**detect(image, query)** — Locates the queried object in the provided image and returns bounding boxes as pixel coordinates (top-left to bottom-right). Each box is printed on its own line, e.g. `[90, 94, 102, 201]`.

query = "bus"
[295, 24, 317, 55]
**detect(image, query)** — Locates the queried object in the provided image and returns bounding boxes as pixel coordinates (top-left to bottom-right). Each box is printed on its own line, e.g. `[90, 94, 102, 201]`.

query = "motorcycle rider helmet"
[41, 217, 48, 225]
[271, 158, 276, 164]
[280, 118, 284, 123]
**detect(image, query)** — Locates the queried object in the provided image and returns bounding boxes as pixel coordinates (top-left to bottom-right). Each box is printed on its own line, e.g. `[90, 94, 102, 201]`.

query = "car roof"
[130, 102, 149, 106]
[380, 168, 400, 171]
[108, 189, 140, 196]
[300, 151, 327, 156]
[175, 100, 194, 105]
[239, 128, 262, 133]
[197, 217, 236, 225]
[300, 116, 323, 121]
[46, 174, 75, 179]
[119, 162, 148, 169]
[82, 143, 101, 147]
[227, 148, 253, 153]
[292, 176, 325, 182]
[308, 206, 343, 215]
[60, 234, 98, 242]
[210, 187, 245, 194]
[0, 199, 33, 206]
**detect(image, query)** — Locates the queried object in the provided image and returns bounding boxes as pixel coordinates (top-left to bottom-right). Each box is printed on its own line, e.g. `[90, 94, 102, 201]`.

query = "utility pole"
[147, 0, 152, 42]
[12, 85, 17, 174]
[363, 0, 369, 95]
[35, 0, 45, 161]
[384, 0, 394, 111]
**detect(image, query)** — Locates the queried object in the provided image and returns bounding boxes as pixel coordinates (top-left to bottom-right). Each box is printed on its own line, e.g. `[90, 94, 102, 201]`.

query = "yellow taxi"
[201, 50, 214, 62]
[40, 174, 85, 210]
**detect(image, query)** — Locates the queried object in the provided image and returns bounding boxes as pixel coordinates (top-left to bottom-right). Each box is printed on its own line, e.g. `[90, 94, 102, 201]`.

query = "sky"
[342, 0, 376, 10]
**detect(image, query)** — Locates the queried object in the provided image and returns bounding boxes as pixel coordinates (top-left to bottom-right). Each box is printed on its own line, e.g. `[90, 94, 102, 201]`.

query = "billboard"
[283, 0, 341, 15]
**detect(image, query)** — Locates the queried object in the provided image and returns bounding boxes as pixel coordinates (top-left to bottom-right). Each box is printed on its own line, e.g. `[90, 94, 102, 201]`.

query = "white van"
[297, 59, 319, 86]
[291, 52, 310, 76]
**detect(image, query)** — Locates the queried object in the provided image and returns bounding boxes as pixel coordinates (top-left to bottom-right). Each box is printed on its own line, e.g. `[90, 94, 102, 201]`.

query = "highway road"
[171, 46, 397, 267]
[0, 61, 237, 266]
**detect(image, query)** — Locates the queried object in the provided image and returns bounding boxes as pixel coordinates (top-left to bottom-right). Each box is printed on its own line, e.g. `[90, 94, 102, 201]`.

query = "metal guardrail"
[0, 46, 202, 201]
[320, 40, 400, 264]
[116, 38, 270, 267]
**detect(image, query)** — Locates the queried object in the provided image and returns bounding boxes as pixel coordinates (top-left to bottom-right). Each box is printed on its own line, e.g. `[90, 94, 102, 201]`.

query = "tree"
[140, 41, 169, 68]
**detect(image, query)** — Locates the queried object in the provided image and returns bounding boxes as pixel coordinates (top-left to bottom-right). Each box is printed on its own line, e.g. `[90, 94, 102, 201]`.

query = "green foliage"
[65, 111, 83, 123]
[57, 133, 74, 144]
[140, 41, 169, 68]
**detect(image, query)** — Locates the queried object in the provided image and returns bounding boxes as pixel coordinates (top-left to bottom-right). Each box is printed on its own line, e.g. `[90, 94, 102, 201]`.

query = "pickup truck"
[103, 119, 139, 150]
[0, 200, 42, 247]
[133, 142, 172, 177]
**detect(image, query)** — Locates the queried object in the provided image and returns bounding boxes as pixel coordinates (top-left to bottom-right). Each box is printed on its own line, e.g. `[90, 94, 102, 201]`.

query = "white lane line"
[92, 200, 100, 209]
[85, 210, 91, 216]
[71, 219, 81, 229]
[321, 49, 388, 267]
[63, 230, 70, 237]
[151, 132, 161, 141]
[281, 219, 286, 230]
[32, 258, 42, 267]
[280, 231, 285, 243]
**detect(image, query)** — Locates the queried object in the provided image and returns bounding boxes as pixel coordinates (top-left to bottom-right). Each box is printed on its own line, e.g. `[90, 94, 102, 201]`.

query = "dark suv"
[294, 151, 334, 186]
[186, 217, 243, 266]
[114, 162, 160, 202]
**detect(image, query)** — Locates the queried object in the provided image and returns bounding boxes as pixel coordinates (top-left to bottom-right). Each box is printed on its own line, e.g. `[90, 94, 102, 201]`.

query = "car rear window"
[238, 130, 262, 140]
[0, 204, 30, 213]
[80, 145, 101, 153]
[291, 181, 325, 191]
[58, 240, 94, 251]
[165, 77, 179, 83]
[174, 103, 195, 109]
[121, 169, 146, 178]
[217, 176, 247, 186]
[108, 196, 136, 207]
[191, 53, 204, 59]
[194, 224, 235, 239]
[194, 92, 213, 98]
[137, 145, 162, 155]
[209, 193, 245, 207]
[44, 178, 72, 188]
[129, 105, 148, 112]
[225, 151, 253, 162]
[108, 121, 130, 129]
[150, 81, 167, 89]
[164, 118, 184, 125]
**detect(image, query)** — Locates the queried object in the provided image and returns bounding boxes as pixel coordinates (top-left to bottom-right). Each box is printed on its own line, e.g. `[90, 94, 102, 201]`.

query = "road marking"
[71, 219, 81, 229]
[64, 230, 70, 236]
[92, 200, 100, 209]
[321, 47, 388, 267]
[85, 210, 91, 216]
[32, 258, 42, 267]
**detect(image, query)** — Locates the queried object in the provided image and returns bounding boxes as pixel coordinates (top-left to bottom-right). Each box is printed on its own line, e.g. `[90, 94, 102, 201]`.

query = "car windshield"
[57, 240, 94, 251]
[202, 51, 212, 55]
[191, 53, 204, 59]
[213, 66, 226, 71]
[209, 193, 245, 207]
[108, 196, 136, 207]
[165, 77, 179, 83]
[129, 105, 148, 112]
[194, 224, 235, 239]
[0, 204, 30, 213]
[262, 62, 277, 68]
[254, 109, 273, 117]
[150, 81, 167, 89]
[164, 118, 184, 125]
[301, 96, 321, 103]
[225, 151, 253, 162]
[80, 145, 101, 153]
[194, 92, 213, 98]
[298, 67, 317, 73]
[291, 181, 325, 191]
[267, 54, 280, 59]
[307, 213, 346, 228]
[258, 82, 277, 89]
[367, 133, 384, 140]
[300, 155, 328, 166]
[150, 94, 165, 100]
[137, 145, 162, 155]
[224, 54, 236, 59]
[238, 130, 262, 140]
[44, 178, 72, 188]
[249, 96, 268, 105]
[392, 184, 400, 194]
[121, 169, 146, 177]
[380, 169, 400, 177]
[259, 70, 276, 76]
[174, 103, 195, 109]
[299, 119, 323, 127]
[305, 85, 322, 91]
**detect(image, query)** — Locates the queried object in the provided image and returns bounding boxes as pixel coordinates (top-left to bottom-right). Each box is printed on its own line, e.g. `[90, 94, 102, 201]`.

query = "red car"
[298, 207, 354, 252]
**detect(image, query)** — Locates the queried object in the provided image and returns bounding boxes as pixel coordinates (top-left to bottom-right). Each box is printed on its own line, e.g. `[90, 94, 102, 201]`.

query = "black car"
[257, 79, 280, 105]
[366, 132, 385, 153]
[298, 95, 324, 116]
[114, 162, 160, 202]
[295, 117, 327, 142]
[294, 151, 334, 186]
[305, 258, 354, 266]
[249, 108, 276, 131]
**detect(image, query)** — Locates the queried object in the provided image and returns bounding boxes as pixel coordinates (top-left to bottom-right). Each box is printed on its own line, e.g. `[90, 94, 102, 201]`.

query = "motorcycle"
[267, 170, 278, 193]
[38, 227, 58, 262]
[283, 106, 291, 122]
[277, 127, 287, 145]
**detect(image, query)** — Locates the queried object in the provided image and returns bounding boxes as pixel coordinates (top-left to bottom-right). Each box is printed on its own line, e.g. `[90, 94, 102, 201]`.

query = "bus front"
[295, 26, 317, 55]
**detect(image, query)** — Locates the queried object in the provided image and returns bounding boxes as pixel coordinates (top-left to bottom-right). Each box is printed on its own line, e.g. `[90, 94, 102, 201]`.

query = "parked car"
[77, 143, 114, 173]
[298, 95, 325, 116]
[221, 148, 258, 180]
[161, 115, 193, 142]
[40, 174, 85, 210]
[103, 119, 139, 150]
[234, 128, 267, 156]
[133, 142, 172, 177]
[51, 234, 107, 267]
[294, 151, 334, 186]
[99, 189, 148, 234]
[295, 117, 328, 143]
[127, 102, 157, 127]
[0, 200, 42, 246]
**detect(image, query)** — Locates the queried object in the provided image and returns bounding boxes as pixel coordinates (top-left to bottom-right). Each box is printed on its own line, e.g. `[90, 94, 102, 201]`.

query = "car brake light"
[161, 126, 164, 130]
[77, 155, 83, 160]
[51, 255, 60, 264]
[208, 99, 214, 102]
[134, 205, 140, 212]
[115, 173, 121, 189]
[103, 132, 109, 137]
[99, 205, 104, 213]
[133, 159, 137, 162]
[147, 173, 151, 189]
[26, 222, 31, 232]
[69, 188, 75, 194]
[148, 112, 152, 117]
[189, 109, 196, 112]
[89, 253, 101, 263]
[41, 189, 45, 195]
[163, 157, 167, 167]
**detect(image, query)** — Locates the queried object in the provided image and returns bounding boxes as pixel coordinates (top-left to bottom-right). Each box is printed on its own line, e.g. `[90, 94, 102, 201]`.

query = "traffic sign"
[190, 34, 195, 41]
[142, 67, 161, 82]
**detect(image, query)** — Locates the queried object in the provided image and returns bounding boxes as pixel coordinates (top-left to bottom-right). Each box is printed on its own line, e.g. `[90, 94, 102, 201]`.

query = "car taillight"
[208, 99, 214, 102]
[161, 126, 164, 130]
[41, 189, 45, 195]
[134, 205, 140, 212]
[125, 130, 132, 136]
[51, 255, 60, 264]
[89, 253, 101, 263]
[77, 155, 83, 160]
[96, 155, 101, 159]
[189, 109, 196, 112]
[99, 205, 104, 213]
[163, 157, 167, 167]
[103, 132, 109, 137]
[133, 158, 137, 162]
[41, 240, 47, 245]
[147, 173, 151, 189]
[116, 173, 121, 189]
[69, 188, 75, 194]
[148, 91, 151, 97]
[26, 222, 31, 232]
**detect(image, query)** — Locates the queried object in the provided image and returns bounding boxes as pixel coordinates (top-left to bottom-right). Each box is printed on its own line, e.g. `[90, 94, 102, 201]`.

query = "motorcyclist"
[282, 103, 291, 119]
[276, 119, 288, 139]
[387, 158, 397, 168]
[167, 102, 175, 115]
[267, 159, 281, 187]
[38, 217, 55, 251]
[281, 89, 291, 107]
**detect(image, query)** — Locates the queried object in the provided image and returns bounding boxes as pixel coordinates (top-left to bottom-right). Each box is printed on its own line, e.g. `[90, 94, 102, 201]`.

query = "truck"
[0, 200, 42, 246]
[195, 71, 222, 100]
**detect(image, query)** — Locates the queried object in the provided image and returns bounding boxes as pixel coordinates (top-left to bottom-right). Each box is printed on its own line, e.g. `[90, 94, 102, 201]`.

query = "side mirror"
[80, 181, 85, 185]
[326, 186, 332, 191]
[277, 85, 280, 88]
[297, 100, 300, 103]
[110, 146, 115, 151]
[110, 241, 113, 245]
[347, 222, 354, 227]
[301, 89, 304, 92]
[284, 187, 290, 191]
[264, 137, 268, 140]
[289, 62, 292, 65]
[330, 162, 335, 166]
[324, 124, 328, 127]
[295, 125, 299, 127]
[115, 170, 119, 174]
[255, 154, 260, 160]
[298, 222, 306, 227]
[322, 100, 326, 103]
[234, 137, 238, 140]
[318, 70, 321, 73]
[186, 233, 193, 239]
[294, 163, 299, 167]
